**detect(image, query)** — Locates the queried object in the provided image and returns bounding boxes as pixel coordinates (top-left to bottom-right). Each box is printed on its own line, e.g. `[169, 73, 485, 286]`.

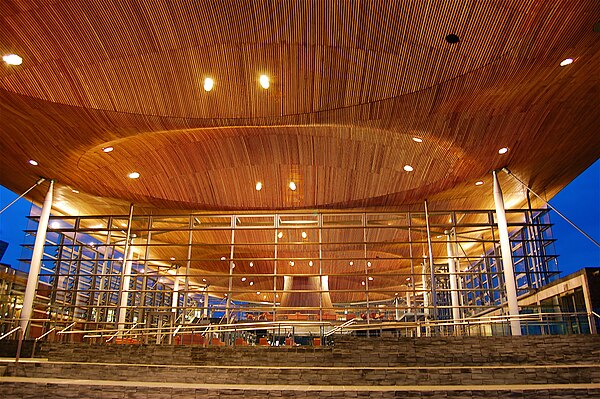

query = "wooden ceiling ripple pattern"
[1, 0, 578, 119]
[0, 0, 598, 214]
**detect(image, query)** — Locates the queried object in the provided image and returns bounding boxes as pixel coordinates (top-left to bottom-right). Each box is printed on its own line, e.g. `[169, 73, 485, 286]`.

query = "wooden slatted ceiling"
[0, 0, 599, 215]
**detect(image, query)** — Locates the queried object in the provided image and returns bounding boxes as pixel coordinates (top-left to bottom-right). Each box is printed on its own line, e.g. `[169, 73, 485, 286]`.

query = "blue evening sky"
[1, 160, 599, 275]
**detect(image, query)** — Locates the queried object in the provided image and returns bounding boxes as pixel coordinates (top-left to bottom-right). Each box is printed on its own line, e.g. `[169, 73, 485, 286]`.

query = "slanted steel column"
[20, 179, 54, 336]
[117, 204, 135, 334]
[446, 233, 461, 331]
[424, 200, 436, 319]
[492, 170, 521, 336]
[203, 286, 210, 318]
[171, 267, 180, 315]
[225, 217, 235, 322]
[117, 240, 135, 333]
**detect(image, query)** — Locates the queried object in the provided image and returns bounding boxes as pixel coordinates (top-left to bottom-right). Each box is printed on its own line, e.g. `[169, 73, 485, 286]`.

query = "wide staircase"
[1, 335, 600, 398]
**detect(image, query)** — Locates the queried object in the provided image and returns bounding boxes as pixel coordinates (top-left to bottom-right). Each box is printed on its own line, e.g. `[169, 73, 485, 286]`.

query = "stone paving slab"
[1, 376, 600, 391]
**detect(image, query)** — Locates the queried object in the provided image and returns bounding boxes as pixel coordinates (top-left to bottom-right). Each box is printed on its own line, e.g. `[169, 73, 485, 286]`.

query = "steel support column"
[446, 233, 461, 331]
[492, 170, 521, 336]
[20, 179, 54, 336]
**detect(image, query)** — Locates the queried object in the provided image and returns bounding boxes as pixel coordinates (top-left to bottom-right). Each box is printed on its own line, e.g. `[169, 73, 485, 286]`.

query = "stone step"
[34, 335, 600, 367]
[1, 377, 600, 399]
[8, 360, 600, 386]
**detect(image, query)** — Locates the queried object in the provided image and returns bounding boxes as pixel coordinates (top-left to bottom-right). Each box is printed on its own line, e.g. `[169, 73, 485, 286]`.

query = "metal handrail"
[325, 318, 358, 337]
[35, 327, 56, 342]
[0, 326, 21, 341]
[56, 322, 76, 334]
[106, 322, 139, 343]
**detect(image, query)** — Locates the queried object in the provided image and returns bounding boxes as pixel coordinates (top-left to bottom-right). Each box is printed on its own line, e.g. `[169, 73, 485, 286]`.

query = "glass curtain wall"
[12, 209, 558, 337]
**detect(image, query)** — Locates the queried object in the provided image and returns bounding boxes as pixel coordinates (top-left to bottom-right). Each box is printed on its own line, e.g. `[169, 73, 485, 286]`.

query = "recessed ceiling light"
[277, 231, 283, 239]
[289, 261, 294, 266]
[28, 159, 38, 166]
[498, 147, 509, 154]
[412, 137, 423, 143]
[220, 256, 227, 261]
[301, 231, 307, 239]
[367, 261, 372, 267]
[102, 146, 114, 153]
[361, 281, 366, 286]
[559, 58, 573, 67]
[368, 276, 374, 281]
[3, 54, 22, 65]
[259, 74, 270, 89]
[395, 292, 398, 296]
[255, 181, 263, 191]
[203, 77, 214, 92]
[349, 261, 354, 266]
[128, 172, 140, 179]
[256, 291, 261, 295]
[241, 277, 247, 282]
[475, 181, 484, 186]
[170, 257, 175, 261]
[250, 281, 254, 286]
[202, 278, 207, 282]
[309, 260, 313, 267]
[445, 34, 460, 44]
[71, 189, 79, 194]
[249, 261, 254, 267]
[403, 165, 414, 172]
[289, 181, 297, 191]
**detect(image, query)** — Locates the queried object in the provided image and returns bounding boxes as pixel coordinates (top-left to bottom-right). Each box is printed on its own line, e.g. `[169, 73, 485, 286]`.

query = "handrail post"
[15, 325, 24, 364]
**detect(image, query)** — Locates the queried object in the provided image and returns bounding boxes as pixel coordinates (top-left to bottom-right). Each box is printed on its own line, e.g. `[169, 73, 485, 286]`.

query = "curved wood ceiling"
[1, 0, 599, 212]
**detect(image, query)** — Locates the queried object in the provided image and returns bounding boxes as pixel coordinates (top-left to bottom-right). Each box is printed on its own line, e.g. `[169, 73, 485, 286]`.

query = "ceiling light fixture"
[412, 137, 423, 143]
[277, 231, 283, 239]
[256, 291, 261, 295]
[349, 261, 354, 266]
[403, 165, 414, 172]
[220, 256, 227, 261]
[289, 261, 294, 266]
[445, 34, 460, 44]
[559, 58, 573, 67]
[50, 221, 60, 229]
[128, 172, 140, 179]
[28, 159, 38, 166]
[368, 276, 374, 281]
[3, 54, 22, 65]
[72, 189, 79, 194]
[203, 77, 214, 92]
[249, 261, 254, 267]
[367, 261, 372, 267]
[475, 181, 484, 186]
[259, 74, 270, 89]
[309, 260, 313, 267]
[102, 146, 114, 153]
[498, 147, 509, 154]
[255, 181, 263, 191]
[289, 181, 297, 191]
[301, 231, 307, 239]
[361, 281, 366, 286]
[250, 281, 254, 286]
[241, 277, 247, 282]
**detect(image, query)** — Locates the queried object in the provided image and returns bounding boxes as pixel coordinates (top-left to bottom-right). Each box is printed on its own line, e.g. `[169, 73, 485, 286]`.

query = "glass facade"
[0, 208, 561, 340]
